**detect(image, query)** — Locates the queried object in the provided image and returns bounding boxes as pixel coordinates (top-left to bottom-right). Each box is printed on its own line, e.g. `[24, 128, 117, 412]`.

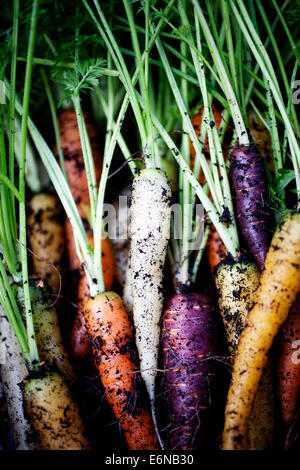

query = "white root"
[0, 312, 34, 450]
[130, 169, 171, 402]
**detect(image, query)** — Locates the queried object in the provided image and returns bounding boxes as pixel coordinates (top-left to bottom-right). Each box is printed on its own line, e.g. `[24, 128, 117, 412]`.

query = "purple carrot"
[230, 144, 273, 270]
[162, 292, 221, 450]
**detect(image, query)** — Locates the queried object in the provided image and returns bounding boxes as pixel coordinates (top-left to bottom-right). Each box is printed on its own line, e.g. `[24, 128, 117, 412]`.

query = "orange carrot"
[84, 291, 159, 450]
[70, 236, 114, 360]
[277, 292, 300, 441]
[206, 226, 227, 278]
[57, 110, 107, 361]
[57, 109, 102, 219]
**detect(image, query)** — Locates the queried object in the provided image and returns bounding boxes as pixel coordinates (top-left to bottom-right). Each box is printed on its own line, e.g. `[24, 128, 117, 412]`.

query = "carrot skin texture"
[277, 292, 300, 436]
[206, 226, 227, 278]
[130, 169, 171, 401]
[70, 236, 114, 360]
[23, 372, 90, 450]
[84, 292, 159, 450]
[230, 144, 273, 270]
[162, 293, 221, 450]
[0, 314, 34, 450]
[57, 109, 102, 219]
[216, 261, 274, 449]
[216, 261, 260, 355]
[222, 213, 300, 450]
[28, 193, 65, 293]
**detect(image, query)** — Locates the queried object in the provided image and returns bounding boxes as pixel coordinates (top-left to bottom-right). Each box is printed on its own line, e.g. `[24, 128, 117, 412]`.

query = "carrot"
[216, 261, 260, 355]
[230, 144, 273, 270]
[248, 110, 274, 174]
[70, 236, 114, 360]
[277, 292, 300, 439]
[16, 281, 76, 381]
[162, 292, 222, 450]
[206, 226, 227, 278]
[222, 213, 300, 450]
[130, 169, 172, 407]
[58, 108, 108, 361]
[23, 372, 90, 450]
[57, 109, 102, 219]
[215, 260, 274, 449]
[84, 291, 159, 450]
[28, 193, 65, 294]
[0, 313, 33, 450]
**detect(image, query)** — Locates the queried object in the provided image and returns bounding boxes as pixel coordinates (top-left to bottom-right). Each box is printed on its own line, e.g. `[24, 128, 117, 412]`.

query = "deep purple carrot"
[162, 292, 221, 450]
[230, 144, 273, 270]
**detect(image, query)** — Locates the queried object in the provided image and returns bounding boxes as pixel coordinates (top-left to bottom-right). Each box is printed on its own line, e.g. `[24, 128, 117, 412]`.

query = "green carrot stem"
[123, 0, 156, 167]
[0, 261, 26, 342]
[95, 87, 136, 175]
[0, 111, 17, 275]
[92, 87, 132, 295]
[40, 67, 67, 181]
[283, 60, 298, 164]
[138, 93, 239, 258]
[73, 93, 98, 229]
[254, 0, 300, 137]
[230, 0, 300, 205]
[154, 35, 222, 212]
[0, 171, 22, 202]
[18, 0, 40, 366]
[89, 0, 147, 151]
[8, 0, 19, 236]
[264, 77, 282, 179]
[17, 56, 119, 76]
[192, 0, 249, 146]
[178, 1, 191, 286]
[271, 0, 300, 65]
[191, 223, 211, 284]
[221, 0, 239, 103]
[0, 281, 29, 362]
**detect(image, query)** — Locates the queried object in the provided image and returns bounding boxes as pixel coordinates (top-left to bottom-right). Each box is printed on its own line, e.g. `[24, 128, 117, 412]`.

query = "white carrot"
[0, 312, 34, 450]
[130, 168, 171, 404]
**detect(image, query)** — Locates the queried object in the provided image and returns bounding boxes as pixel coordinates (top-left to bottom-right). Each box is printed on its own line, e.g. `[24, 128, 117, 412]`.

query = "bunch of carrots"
[0, 0, 299, 452]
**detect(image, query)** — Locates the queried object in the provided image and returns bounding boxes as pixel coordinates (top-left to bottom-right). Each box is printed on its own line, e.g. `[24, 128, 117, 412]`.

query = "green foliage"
[52, 57, 106, 105]
[286, 0, 300, 25]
